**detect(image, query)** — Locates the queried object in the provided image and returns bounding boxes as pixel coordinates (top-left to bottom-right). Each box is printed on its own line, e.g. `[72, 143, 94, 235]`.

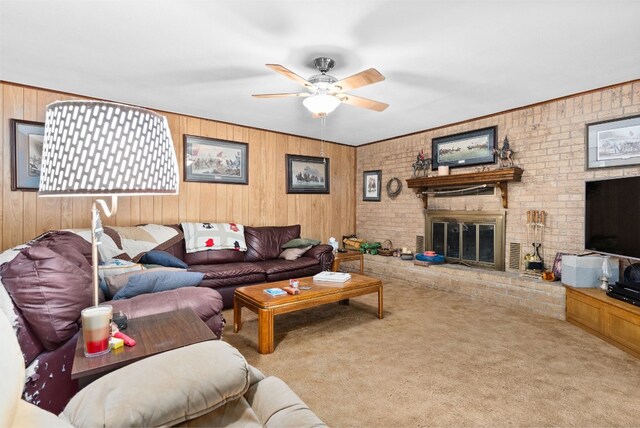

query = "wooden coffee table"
[72, 308, 216, 384]
[234, 273, 383, 354]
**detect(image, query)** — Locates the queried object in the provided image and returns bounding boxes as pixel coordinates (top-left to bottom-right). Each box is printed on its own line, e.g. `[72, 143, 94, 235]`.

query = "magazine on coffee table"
[313, 271, 352, 283]
[264, 288, 287, 296]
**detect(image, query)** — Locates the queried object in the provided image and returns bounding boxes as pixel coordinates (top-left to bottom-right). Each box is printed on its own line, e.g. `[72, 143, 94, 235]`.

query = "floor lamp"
[38, 100, 179, 309]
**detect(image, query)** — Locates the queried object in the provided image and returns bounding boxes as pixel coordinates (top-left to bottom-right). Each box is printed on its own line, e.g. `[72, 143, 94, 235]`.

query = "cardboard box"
[562, 255, 619, 288]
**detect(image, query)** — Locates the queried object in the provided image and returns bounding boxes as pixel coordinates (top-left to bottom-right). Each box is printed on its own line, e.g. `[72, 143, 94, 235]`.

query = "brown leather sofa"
[0, 224, 332, 414]
[0, 231, 226, 415]
[165, 224, 335, 308]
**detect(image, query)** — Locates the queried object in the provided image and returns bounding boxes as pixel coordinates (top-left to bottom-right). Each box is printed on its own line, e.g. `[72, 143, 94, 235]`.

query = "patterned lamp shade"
[39, 101, 179, 196]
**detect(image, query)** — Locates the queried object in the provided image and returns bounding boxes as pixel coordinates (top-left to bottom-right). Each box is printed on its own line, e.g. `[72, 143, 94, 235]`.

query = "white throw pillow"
[278, 245, 312, 261]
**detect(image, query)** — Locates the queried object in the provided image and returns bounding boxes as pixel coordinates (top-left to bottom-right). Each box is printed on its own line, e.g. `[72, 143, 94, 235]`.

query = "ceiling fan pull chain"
[320, 115, 326, 161]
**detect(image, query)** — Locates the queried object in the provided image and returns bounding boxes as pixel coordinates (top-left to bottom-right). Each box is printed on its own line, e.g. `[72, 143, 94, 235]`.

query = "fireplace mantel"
[406, 167, 524, 209]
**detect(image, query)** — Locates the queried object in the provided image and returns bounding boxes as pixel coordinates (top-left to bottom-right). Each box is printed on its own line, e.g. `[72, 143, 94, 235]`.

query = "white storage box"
[562, 255, 619, 288]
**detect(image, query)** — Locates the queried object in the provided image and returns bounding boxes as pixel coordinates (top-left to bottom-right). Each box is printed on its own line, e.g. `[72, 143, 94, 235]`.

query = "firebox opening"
[425, 210, 506, 271]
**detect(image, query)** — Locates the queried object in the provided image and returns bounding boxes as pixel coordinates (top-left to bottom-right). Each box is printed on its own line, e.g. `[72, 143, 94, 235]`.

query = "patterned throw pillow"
[181, 222, 247, 254]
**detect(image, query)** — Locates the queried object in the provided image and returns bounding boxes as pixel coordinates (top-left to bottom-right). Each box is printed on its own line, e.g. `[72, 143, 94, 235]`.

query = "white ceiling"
[2, 0, 640, 146]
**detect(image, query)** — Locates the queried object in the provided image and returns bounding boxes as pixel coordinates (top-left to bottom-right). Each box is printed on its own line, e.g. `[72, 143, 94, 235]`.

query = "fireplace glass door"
[427, 210, 505, 271]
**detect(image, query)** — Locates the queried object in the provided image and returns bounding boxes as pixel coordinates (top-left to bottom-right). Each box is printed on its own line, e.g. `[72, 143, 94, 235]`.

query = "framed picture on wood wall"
[183, 135, 248, 184]
[10, 119, 45, 191]
[286, 154, 330, 194]
[586, 114, 640, 169]
[431, 126, 497, 170]
[363, 170, 382, 201]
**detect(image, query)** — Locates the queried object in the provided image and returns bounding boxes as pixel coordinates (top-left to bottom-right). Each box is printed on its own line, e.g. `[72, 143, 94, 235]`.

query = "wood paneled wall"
[0, 83, 356, 250]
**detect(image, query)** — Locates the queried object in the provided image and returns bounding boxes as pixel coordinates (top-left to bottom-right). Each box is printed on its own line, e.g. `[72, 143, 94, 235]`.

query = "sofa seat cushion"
[189, 262, 266, 279]
[254, 257, 319, 275]
[177, 396, 262, 427]
[60, 341, 251, 427]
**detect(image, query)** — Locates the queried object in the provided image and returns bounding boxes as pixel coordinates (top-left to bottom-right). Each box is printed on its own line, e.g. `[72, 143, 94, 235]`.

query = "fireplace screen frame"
[425, 210, 506, 271]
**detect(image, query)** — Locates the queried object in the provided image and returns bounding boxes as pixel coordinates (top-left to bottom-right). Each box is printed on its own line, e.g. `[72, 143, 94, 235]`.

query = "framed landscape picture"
[432, 126, 497, 170]
[363, 170, 381, 201]
[184, 135, 248, 184]
[10, 119, 45, 191]
[586, 114, 640, 169]
[286, 154, 330, 194]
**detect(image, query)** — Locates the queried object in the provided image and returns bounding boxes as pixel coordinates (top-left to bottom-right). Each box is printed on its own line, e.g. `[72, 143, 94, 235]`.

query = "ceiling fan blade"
[338, 94, 389, 112]
[330, 68, 385, 92]
[252, 92, 310, 98]
[266, 64, 315, 89]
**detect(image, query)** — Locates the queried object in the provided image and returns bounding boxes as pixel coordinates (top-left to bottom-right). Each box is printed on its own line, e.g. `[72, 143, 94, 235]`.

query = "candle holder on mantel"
[523, 209, 546, 276]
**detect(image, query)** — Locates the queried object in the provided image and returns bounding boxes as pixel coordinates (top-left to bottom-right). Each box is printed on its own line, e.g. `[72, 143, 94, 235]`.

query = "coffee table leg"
[257, 308, 275, 354]
[378, 285, 384, 319]
[234, 299, 242, 333]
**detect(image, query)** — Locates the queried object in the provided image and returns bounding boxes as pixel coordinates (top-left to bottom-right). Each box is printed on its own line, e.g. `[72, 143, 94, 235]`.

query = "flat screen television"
[585, 176, 640, 260]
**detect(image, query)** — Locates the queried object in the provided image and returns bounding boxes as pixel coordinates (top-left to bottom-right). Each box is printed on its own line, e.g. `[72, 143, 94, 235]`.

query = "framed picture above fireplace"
[431, 126, 497, 170]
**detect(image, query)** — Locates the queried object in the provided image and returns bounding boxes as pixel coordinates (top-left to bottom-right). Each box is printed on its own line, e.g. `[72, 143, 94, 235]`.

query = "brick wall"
[356, 81, 640, 272]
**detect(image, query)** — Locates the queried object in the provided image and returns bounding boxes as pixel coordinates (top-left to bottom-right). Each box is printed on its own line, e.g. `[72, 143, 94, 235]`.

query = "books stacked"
[313, 271, 351, 283]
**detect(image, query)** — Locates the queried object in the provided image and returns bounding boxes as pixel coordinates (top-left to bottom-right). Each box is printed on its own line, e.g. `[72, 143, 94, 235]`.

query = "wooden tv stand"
[565, 286, 640, 359]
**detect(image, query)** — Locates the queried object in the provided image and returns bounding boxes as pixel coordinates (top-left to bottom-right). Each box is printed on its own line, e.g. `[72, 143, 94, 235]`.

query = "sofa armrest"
[244, 376, 327, 427]
[60, 341, 250, 427]
[106, 287, 225, 338]
[303, 244, 334, 271]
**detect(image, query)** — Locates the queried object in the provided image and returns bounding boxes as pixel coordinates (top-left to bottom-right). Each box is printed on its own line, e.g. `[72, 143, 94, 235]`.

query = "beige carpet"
[222, 281, 640, 427]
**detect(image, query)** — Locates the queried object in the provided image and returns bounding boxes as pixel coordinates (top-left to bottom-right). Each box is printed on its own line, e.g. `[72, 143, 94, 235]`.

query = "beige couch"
[0, 311, 326, 428]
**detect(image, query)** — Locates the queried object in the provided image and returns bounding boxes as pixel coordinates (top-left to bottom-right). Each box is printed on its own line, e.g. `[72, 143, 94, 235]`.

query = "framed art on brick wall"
[586, 114, 640, 169]
[432, 126, 497, 170]
[10, 119, 45, 191]
[184, 135, 248, 184]
[363, 170, 382, 201]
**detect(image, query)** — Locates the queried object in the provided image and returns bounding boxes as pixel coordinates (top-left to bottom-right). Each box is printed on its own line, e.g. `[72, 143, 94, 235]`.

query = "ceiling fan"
[253, 57, 389, 117]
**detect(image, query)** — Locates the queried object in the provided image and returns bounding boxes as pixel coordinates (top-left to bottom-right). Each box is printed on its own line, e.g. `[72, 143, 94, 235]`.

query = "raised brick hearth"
[338, 254, 566, 320]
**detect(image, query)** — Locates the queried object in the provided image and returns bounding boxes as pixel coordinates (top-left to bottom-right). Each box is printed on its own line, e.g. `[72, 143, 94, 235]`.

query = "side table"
[332, 250, 364, 274]
[72, 308, 215, 385]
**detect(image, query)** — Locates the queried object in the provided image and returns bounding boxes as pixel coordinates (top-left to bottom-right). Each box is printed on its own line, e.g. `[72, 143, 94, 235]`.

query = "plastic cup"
[81, 305, 112, 357]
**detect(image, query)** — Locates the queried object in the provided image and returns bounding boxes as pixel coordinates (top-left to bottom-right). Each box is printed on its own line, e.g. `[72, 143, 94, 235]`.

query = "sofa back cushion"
[0, 234, 93, 350]
[163, 228, 186, 261]
[244, 225, 301, 262]
[183, 249, 245, 266]
[35, 230, 94, 266]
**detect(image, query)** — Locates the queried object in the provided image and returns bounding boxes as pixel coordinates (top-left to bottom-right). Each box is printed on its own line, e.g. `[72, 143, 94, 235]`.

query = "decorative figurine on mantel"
[494, 136, 515, 168]
[412, 149, 432, 176]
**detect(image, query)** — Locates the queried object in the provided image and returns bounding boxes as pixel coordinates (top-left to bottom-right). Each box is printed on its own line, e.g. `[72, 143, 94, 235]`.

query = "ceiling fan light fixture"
[302, 94, 341, 116]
